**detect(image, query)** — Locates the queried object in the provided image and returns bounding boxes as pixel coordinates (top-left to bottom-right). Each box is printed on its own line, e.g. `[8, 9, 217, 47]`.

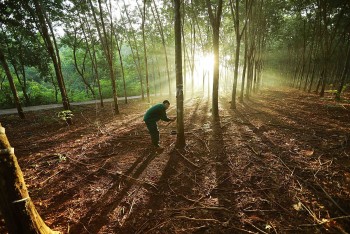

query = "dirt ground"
[1, 87, 350, 234]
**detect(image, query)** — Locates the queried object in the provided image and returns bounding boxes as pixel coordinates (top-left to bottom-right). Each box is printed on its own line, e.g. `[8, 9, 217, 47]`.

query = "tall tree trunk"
[151, 0, 172, 95]
[0, 49, 25, 119]
[206, 0, 223, 119]
[246, 51, 254, 98]
[114, 34, 128, 104]
[303, 29, 316, 91]
[297, 19, 307, 90]
[0, 124, 59, 233]
[315, 69, 323, 94]
[81, 18, 104, 107]
[18, 64, 30, 106]
[319, 65, 328, 97]
[101, 0, 119, 113]
[308, 62, 316, 93]
[174, 0, 185, 148]
[151, 58, 157, 95]
[72, 29, 95, 98]
[33, 0, 70, 113]
[181, 23, 194, 98]
[49, 72, 59, 103]
[191, 21, 195, 96]
[90, 0, 119, 113]
[182, 2, 186, 95]
[335, 42, 350, 100]
[141, 0, 150, 103]
[318, 0, 344, 97]
[10, 60, 30, 106]
[156, 57, 162, 95]
[229, 0, 239, 109]
[240, 26, 248, 102]
[121, 0, 145, 100]
[3, 34, 31, 106]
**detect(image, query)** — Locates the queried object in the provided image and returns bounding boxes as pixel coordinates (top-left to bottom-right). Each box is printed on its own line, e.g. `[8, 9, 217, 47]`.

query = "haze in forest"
[1, 0, 350, 233]
[0, 0, 347, 116]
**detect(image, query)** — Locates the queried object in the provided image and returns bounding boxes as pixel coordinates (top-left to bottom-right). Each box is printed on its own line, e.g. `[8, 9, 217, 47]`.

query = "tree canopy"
[0, 0, 349, 112]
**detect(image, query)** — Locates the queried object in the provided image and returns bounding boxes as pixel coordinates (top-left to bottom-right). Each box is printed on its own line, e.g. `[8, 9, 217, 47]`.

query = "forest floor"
[1, 87, 350, 234]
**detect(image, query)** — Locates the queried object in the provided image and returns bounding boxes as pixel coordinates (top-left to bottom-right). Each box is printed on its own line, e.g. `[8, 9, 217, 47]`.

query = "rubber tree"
[140, 0, 150, 103]
[114, 32, 128, 104]
[206, 0, 223, 119]
[336, 40, 350, 100]
[32, 0, 71, 113]
[0, 123, 59, 233]
[174, 0, 185, 148]
[229, 0, 250, 109]
[121, 0, 145, 100]
[89, 0, 119, 114]
[105, 2, 127, 104]
[70, 27, 96, 97]
[151, 0, 172, 95]
[81, 14, 104, 107]
[2, 29, 31, 106]
[0, 49, 25, 119]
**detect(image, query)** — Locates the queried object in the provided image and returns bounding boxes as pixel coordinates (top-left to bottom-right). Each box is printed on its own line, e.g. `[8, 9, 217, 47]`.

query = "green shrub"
[0, 82, 14, 108]
[27, 81, 56, 105]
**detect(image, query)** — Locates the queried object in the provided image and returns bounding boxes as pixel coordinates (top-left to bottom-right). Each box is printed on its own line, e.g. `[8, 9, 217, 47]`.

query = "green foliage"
[0, 77, 57, 108]
[327, 84, 349, 96]
[58, 154, 67, 162]
[0, 82, 13, 108]
[68, 89, 91, 102]
[341, 84, 348, 93]
[57, 110, 73, 121]
[326, 89, 338, 94]
[26, 81, 56, 104]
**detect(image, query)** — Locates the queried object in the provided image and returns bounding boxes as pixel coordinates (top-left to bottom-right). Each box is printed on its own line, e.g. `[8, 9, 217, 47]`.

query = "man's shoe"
[156, 147, 164, 153]
[152, 144, 164, 152]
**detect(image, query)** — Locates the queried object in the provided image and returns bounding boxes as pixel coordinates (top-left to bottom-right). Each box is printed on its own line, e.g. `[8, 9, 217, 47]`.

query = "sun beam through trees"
[0, 0, 350, 233]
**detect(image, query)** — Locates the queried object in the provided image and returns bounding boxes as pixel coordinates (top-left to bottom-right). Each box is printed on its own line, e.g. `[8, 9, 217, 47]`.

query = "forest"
[0, 0, 350, 233]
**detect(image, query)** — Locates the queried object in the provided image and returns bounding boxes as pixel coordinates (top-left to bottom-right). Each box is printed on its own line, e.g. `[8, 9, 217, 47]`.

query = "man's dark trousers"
[145, 121, 159, 146]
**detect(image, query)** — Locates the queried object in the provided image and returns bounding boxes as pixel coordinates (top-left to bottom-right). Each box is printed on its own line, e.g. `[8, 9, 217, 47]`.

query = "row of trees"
[265, 0, 350, 98]
[0, 0, 283, 120]
[1, 1, 349, 120]
[1, 0, 350, 232]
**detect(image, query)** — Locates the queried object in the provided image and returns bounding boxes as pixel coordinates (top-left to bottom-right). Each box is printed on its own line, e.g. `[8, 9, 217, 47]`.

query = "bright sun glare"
[186, 53, 215, 91]
[198, 54, 215, 70]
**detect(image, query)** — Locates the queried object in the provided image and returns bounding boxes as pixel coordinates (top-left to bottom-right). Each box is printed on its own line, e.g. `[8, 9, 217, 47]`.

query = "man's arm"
[160, 110, 172, 122]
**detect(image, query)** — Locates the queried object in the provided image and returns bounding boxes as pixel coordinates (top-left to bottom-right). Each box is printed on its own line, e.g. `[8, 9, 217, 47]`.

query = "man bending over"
[144, 100, 176, 148]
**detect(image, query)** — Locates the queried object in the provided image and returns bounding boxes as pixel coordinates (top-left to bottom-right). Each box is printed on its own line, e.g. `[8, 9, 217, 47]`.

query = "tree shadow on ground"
[210, 117, 240, 232]
[234, 101, 350, 232]
[122, 97, 216, 233]
[70, 147, 158, 233]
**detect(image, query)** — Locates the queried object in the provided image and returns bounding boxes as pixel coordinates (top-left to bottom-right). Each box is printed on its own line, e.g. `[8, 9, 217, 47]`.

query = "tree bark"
[151, 0, 172, 95]
[141, 0, 150, 103]
[206, 0, 223, 119]
[174, 0, 185, 148]
[3, 33, 31, 106]
[82, 15, 104, 107]
[72, 28, 95, 98]
[90, 0, 119, 113]
[114, 33, 128, 104]
[0, 124, 59, 234]
[33, 0, 70, 113]
[121, 0, 145, 100]
[336, 42, 350, 100]
[240, 23, 248, 102]
[0, 49, 25, 119]
[229, 0, 243, 109]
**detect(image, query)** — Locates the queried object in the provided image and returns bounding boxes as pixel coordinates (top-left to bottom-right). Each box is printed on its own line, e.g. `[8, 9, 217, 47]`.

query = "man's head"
[163, 100, 170, 109]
